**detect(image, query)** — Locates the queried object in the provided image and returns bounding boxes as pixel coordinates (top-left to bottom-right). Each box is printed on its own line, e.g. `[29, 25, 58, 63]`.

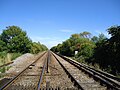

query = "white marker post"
[75, 51, 78, 55]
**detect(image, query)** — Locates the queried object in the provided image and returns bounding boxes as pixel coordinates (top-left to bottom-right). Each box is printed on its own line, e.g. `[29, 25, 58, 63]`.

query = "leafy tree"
[0, 26, 32, 53]
[0, 39, 6, 51]
[41, 44, 48, 51]
[51, 26, 120, 76]
[27, 42, 48, 54]
[91, 36, 99, 43]
[90, 26, 120, 75]
[31, 42, 42, 54]
[80, 31, 91, 38]
[51, 31, 95, 60]
[50, 46, 57, 52]
[70, 34, 80, 40]
[107, 26, 120, 74]
[60, 39, 73, 56]
[107, 26, 120, 37]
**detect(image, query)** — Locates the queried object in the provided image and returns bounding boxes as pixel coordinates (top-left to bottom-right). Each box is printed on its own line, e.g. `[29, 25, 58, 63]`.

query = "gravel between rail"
[53, 53, 107, 90]
[1, 51, 119, 90]
[40, 52, 77, 90]
[4, 52, 47, 90]
[0, 52, 45, 89]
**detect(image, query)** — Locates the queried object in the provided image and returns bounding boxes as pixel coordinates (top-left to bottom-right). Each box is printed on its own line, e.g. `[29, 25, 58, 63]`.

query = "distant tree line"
[0, 26, 48, 54]
[51, 26, 120, 76]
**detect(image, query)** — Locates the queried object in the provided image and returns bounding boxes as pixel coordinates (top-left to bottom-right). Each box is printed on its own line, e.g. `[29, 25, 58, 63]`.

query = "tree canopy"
[51, 26, 120, 76]
[0, 26, 48, 54]
[30, 42, 48, 54]
[51, 31, 95, 60]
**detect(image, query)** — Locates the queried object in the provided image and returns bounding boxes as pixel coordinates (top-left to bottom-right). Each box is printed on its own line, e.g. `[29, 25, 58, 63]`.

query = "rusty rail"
[0, 62, 13, 68]
[0, 52, 46, 90]
[52, 52, 84, 90]
[37, 58, 47, 90]
[37, 50, 50, 90]
[56, 53, 120, 90]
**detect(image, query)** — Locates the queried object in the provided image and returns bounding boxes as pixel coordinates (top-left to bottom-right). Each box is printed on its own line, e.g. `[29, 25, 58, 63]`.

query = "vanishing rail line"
[52, 52, 83, 90]
[40, 51, 78, 90]
[1, 51, 120, 90]
[0, 52, 47, 90]
[52, 53, 106, 90]
[56, 53, 120, 90]
[37, 51, 50, 90]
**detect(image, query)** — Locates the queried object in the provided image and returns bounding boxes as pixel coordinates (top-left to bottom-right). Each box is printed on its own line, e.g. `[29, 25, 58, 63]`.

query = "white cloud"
[30, 36, 65, 49]
[59, 29, 73, 33]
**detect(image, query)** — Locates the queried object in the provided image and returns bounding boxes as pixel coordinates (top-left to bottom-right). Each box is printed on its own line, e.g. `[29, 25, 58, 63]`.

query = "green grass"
[0, 66, 11, 73]
[10, 53, 22, 61]
[0, 52, 22, 75]
[0, 52, 22, 65]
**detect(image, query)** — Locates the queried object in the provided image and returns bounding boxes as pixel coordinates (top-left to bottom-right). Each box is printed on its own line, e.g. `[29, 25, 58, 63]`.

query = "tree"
[60, 39, 73, 56]
[75, 38, 95, 61]
[51, 26, 120, 76]
[50, 46, 57, 52]
[91, 36, 99, 43]
[0, 39, 6, 51]
[0, 26, 32, 53]
[30, 42, 48, 54]
[31, 42, 42, 54]
[41, 44, 48, 51]
[80, 31, 91, 38]
[70, 34, 80, 39]
[51, 31, 95, 60]
[91, 26, 120, 75]
[107, 26, 120, 37]
[107, 26, 120, 74]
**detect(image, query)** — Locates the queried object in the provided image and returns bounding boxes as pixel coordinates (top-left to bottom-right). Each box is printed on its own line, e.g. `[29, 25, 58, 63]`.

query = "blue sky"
[0, 0, 120, 48]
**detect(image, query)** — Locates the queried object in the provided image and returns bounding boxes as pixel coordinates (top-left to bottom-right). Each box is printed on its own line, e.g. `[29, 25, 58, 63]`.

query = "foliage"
[0, 52, 19, 73]
[0, 51, 7, 59]
[30, 42, 48, 54]
[51, 31, 95, 60]
[0, 26, 32, 53]
[0, 52, 21, 62]
[0, 26, 48, 54]
[0, 66, 11, 73]
[51, 26, 120, 76]
[10, 53, 22, 60]
[79, 31, 92, 38]
[89, 26, 120, 75]
[0, 25, 48, 74]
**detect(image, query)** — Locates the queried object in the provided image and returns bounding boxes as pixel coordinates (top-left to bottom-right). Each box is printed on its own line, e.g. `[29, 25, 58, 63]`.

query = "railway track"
[0, 52, 47, 90]
[55, 52, 120, 90]
[1, 51, 120, 90]
[40, 51, 78, 90]
[52, 53, 106, 90]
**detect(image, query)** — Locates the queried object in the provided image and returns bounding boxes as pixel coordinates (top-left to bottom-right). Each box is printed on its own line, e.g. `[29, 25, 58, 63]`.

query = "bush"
[10, 53, 22, 60]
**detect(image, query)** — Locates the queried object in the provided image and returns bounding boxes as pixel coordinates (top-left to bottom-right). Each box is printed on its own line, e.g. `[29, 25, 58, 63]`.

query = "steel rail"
[0, 62, 13, 68]
[52, 52, 84, 90]
[62, 55, 120, 82]
[57, 53, 120, 90]
[82, 63, 120, 82]
[37, 57, 47, 90]
[0, 52, 46, 90]
[37, 50, 51, 90]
